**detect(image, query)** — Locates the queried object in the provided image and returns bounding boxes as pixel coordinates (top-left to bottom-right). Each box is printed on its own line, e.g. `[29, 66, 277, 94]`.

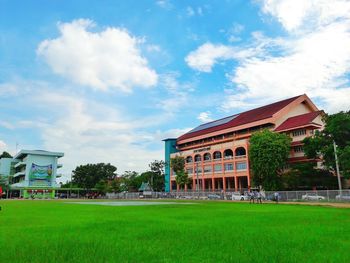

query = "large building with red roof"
[163, 94, 324, 192]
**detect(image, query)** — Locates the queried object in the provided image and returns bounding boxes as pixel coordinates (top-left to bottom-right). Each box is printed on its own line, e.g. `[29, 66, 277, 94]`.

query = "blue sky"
[1, 0, 350, 181]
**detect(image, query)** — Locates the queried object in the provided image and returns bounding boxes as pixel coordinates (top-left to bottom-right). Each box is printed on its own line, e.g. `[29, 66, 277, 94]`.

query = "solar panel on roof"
[189, 114, 239, 133]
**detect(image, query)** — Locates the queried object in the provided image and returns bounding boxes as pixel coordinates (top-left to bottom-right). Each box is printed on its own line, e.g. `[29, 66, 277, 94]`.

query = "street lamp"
[333, 140, 342, 196]
[196, 162, 199, 192]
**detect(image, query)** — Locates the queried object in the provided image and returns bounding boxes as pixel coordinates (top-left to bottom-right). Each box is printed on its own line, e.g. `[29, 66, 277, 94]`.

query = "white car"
[231, 192, 249, 201]
[301, 193, 325, 201]
[335, 194, 350, 201]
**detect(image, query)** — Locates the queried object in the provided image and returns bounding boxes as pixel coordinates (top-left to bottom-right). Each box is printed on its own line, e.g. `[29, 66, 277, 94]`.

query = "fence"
[106, 189, 350, 202]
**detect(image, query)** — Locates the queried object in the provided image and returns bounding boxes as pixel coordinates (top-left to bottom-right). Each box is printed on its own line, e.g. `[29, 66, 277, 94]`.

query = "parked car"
[208, 194, 221, 200]
[231, 192, 249, 201]
[301, 193, 325, 201]
[335, 194, 350, 201]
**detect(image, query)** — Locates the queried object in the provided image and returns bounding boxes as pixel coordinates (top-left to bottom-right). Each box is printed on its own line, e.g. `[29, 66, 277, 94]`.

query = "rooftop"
[178, 94, 306, 142]
[13, 150, 64, 160]
[275, 111, 323, 132]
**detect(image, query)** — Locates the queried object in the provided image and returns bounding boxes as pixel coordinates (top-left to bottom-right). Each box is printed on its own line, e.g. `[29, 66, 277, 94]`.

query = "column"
[222, 177, 226, 192]
[184, 184, 188, 192]
[234, 176, 238, 192]
[212, 177, 215, 191]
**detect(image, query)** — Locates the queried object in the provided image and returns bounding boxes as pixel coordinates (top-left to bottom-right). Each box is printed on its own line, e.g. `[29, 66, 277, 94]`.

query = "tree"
[110, 179, 121, 193]
[95, 180, 110, 195]
[72, 163, 117, 189]
[303, 111, 350, 178]
[120, 171, 142, 191]
[282, 163, 340, 190]
[0, 151, 12, 159]
[148, 160, 165, 191]
[170, 156, 189, 189]
[249, 129, 291, 190]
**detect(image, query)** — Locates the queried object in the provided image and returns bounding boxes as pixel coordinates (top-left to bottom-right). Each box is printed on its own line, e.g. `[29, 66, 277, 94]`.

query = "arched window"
[235, 147, 246, 156]
[203, 153, 211, 161]
[224, 149, 233, 159]
[186, 156, 193, 163]
[213, 151, 222, 160]
[194, 154, 201, 162]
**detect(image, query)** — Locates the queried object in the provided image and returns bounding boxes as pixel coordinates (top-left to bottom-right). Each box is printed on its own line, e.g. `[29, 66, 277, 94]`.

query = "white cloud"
[187, 0, 350, 113]
[197, 111, 213, 123]
[185, 43, 237, 72]
[37, 19, 158, 92]
[261, 0, 350, 32]
[186, 7, 195, 17]
[156, 0, 173, 10]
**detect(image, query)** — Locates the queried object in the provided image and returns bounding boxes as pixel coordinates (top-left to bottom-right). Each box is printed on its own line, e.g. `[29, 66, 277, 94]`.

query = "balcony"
[14, 161, 26, 168]
[57, 164, 63, 168]
[13, 171, 25, 178]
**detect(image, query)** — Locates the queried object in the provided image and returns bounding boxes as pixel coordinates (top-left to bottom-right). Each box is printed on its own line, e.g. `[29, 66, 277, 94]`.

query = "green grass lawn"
[0, 200, 349, 263]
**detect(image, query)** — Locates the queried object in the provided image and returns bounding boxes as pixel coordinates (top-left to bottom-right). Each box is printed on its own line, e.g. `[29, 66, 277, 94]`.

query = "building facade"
[164, 94, 324, 192]
[0, 150, 64, 198]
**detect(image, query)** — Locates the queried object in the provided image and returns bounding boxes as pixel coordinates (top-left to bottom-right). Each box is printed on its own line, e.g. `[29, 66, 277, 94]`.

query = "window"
[195, 167, 202, 173]
[214, 164, 222, 172]
[204, 165, 212, 173]
[292, 129, 306, 137]
[225, 163, 234, 171]
[186, 168, 193, 174]
[236, 162, 247, 170]
[194, 154, 201, 162]
[213, 151, 222, 159]
[294, 146, 303, 153]
[186, 156, 193, 163]
[203, 153, 211, 161]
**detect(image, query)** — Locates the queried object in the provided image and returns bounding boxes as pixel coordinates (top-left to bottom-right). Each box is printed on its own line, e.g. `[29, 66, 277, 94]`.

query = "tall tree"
[249, 129, 291, 190]
[72, 163, 117, 189]
[170, 156, 189, 189]
[0, 151, 12, 159]
[303, 111, 350, 178]
[148, 160, 165, 191]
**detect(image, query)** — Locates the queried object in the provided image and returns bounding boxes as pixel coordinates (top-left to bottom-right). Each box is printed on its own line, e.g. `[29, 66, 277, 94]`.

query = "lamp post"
[196, 162, 199, 192]
[333, 140, 342, 196]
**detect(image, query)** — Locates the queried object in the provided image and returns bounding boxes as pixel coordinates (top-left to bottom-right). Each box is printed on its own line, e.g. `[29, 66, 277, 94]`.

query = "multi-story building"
[0, 149, 64, 198]
[164, 94, 324, 192]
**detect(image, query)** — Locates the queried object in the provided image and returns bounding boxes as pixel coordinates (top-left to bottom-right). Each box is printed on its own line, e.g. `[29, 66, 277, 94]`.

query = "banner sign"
[29, 164, 53, 186]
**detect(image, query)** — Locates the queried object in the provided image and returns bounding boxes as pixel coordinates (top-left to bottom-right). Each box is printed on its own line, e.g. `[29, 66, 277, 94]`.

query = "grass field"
[0, 200, 349, 263]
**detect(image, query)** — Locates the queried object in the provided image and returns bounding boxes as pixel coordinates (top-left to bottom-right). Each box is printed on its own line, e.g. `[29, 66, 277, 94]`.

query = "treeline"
[61, 160, 165, 194]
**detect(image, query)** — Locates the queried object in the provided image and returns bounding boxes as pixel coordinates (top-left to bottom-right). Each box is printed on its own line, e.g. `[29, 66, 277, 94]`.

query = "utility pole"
[196, 162, 199, 192]
[333, 140, 342, 196]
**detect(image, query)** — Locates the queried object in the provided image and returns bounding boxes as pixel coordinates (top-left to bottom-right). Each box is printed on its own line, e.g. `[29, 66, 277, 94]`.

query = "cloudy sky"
[1, 0, 350, 181]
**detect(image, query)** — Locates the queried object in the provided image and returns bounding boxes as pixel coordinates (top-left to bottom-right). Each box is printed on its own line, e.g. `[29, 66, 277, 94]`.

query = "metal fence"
[105, 189, 350, 202]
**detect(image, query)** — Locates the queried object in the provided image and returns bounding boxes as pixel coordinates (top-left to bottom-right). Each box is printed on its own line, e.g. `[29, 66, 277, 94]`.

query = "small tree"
[170, 156, 189, 189]
[0, 151, 12, 159]
[249, 129, 291, 190]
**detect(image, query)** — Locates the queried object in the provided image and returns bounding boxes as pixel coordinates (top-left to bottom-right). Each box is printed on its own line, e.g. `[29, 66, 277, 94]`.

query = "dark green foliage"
[170, 156, 189, 188]
[72, 163, 117, 189]
[249, 129, 291, 190]
[0, 151, 12, 159]
[170, 155, 185, 173]
[120, 171, 142, 191]
[303, 111, 350, 178]
[148, 160, 165, 191]
[282, 163, 340, 190]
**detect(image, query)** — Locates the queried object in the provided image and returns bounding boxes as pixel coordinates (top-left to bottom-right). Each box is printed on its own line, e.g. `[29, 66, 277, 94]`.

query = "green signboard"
[29, 163, 53, 187]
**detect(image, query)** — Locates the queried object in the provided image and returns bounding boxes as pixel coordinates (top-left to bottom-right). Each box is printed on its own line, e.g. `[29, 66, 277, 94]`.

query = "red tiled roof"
[177, 95, 303, 142]
[274, 111, 322, 132]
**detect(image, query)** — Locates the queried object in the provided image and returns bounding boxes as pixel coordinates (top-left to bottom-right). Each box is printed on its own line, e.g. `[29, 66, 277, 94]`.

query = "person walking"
[249, 191, 254, 204]
[274, 192, 279, 203]
[256, 191, 262, 204]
